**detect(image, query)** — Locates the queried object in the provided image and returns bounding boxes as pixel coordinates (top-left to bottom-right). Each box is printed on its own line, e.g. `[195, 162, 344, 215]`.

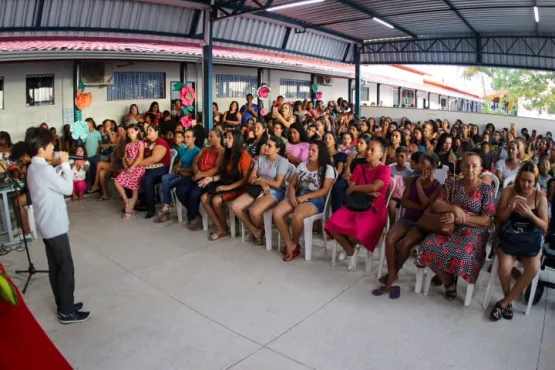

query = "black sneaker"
[57, 302, 84, 318]
[145, 211, 155, 219]
[58, 310, 91, 324]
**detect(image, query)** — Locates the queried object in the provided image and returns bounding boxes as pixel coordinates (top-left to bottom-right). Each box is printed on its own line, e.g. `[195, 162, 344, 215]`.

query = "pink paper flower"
[180, 86, 196, 106]
[181, 116, 193, 128]
[257, 84, 270, 99]
[260, 108, 267, 116]
[315, 91, 323, 100]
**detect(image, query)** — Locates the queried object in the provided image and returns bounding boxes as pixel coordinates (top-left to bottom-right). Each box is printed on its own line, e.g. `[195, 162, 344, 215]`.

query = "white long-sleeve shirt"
[27, 157, 73, 239]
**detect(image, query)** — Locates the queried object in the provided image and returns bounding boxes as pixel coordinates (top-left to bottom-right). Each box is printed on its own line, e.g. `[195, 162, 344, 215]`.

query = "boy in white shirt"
[26, 127, 91, 324]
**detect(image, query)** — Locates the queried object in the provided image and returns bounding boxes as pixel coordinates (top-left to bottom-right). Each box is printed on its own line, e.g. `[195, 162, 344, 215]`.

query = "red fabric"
[0, 264, 72, 370]
[155, 138, 171, 167]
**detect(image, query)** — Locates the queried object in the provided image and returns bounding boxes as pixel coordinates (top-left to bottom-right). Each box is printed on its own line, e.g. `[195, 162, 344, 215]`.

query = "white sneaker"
[347, 248, 359, 271]
[339, 251, 346, 260]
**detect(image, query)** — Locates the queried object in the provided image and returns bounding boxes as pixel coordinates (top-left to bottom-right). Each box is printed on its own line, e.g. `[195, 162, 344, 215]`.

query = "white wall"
[361, 106, 555, 134]
[318, 77, 348, 104]
[0, 61, 73, 141]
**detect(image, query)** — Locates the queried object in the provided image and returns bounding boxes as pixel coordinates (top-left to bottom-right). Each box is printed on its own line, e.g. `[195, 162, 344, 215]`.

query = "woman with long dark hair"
[383, 129, 406, 165]
[200, 131, 252, 240]
[286, 123, 310, 165]
[273, 140, 335, 261]
[246, 121, 268, 157]
[434, 133, 457, 168]
[413, 127, 426, 152]
[223, 101, 242, 127]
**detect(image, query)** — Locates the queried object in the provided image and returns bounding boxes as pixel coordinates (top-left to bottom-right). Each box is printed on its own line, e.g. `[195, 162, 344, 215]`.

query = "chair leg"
[331, 241, 337, 267]
[303, 219, 314, 261]
[365, 248, 373, 276]
[483, 257, 499, 309]
[415, 268, 425, 293]
[423, 268, 433, 296]
[200, 204, 208, 232]
[241, 222, 245, 243]
[464, 284, 474, 307]
[263, 210, 273, 251]
[525, 272, 540, 316]
[377, 237, 386, 281]
[228, 207, 236, 238]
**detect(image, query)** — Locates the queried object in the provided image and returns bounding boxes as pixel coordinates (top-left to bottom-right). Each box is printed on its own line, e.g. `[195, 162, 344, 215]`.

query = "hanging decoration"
[257, 83, 270, 99]
[311, 83, 319, 93]
[172, 82, 184, 91]
[180, 86, 196, 107]
[315, 91, 323, 100]
[70, 120, 89, 140]
[260, 108, 267, 117]
[180, 115, 193, 128]
[75, 89, 92, 111]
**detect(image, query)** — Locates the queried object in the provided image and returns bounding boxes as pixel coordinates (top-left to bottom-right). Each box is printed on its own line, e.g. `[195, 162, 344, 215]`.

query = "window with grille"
[107, 72, 166, 101]
[0, 78, 3, 109]
[216, 75, 258, 98]
[26, 74, 54, 107]
[361, 87, 370, 102]
[280, 78, 311, 100]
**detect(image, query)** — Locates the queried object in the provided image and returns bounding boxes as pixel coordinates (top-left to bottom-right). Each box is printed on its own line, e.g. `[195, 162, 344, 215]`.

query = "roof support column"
[203, 8, 214, 131]
[398, 88, 402, 107]
[73, 61, 81, 122]
[427, 92, 431, 109]
[354, 46, 361, 116]
[257, 67, 263, 109]
[348, 79, 353, 103]
[414, 89, 418, 109]
[376, 83, 381, 107]
[180, 62, 187, 83]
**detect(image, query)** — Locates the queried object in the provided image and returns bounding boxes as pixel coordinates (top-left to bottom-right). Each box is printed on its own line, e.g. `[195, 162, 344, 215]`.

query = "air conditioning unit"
[81, 62, 115, 86]
[315, 75, 332, 86]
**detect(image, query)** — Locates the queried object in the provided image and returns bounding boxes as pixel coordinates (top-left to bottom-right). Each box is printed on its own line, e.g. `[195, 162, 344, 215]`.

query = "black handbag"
[498, 219, 544, 257]
[245, 184, 263, 198]
[206, 177, 235, 195]
[345, 169, 374, 212]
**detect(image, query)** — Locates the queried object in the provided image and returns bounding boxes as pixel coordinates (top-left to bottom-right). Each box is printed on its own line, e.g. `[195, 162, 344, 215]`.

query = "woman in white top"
[71, 145, 90, 201]
[273, 140, 335, 261]
[495, 140, 521, 185]
[231, 136, 289, 245]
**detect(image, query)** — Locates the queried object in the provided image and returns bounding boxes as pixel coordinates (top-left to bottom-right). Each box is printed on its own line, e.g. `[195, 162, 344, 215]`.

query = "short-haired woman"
[415, 153, 496, 301]
[490, 161, 548, 321]
[231, 136, 289, 245]
[273, 140, 335, 261]
[325, 140, 392, 271]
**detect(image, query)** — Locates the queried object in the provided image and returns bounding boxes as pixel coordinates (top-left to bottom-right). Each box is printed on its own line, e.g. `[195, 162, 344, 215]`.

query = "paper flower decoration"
[0, 272, 18, 306]
[75, 89, 92, 110]
[260, 108, 267, 116]
[311, 84, 319, 93]
[180, 86, 196, 107]
[181, 116, 193, 128]
[71, 120, 89, 140]
[257, 84, 270, 99]
[173, 82, 184, 91]
[315, 91, 323, 100]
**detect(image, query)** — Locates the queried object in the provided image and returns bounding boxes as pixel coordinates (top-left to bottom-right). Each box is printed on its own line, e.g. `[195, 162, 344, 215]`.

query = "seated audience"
[114, 124, 145, 219]
[246, 121, 268, 157]
[378, 152, 441, 296]
[231, 136, 289, 245]
[8, 142, 33, 241]
[273, 140, 335, 261]
[495, 140, 521, 184]
[325, 140, 391, 271]
[200, 131, 252, 240]
[415, 153, 495, 301]
[491, 161, 547, 321]
[71, 146, 90, 201]
[387, 146, 413, 224]
[223, 101, 242, 128]
[286, 123, 310, 165]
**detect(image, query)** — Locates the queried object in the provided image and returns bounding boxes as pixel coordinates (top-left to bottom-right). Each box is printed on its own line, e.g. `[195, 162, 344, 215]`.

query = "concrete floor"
[1, 199, 554, 370]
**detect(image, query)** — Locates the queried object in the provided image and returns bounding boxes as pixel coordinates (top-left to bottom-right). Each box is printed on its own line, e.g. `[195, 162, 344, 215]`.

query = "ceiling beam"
[335, 0, 417, 38]
[442, 0, 478, 34]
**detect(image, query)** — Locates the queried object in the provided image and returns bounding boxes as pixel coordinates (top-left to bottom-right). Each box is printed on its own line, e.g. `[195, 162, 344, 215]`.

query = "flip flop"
[96, 196, 109, 202]
[87, 188, 100, 194]
[389, 286, 401, 299]
[372, 287, 387, 296]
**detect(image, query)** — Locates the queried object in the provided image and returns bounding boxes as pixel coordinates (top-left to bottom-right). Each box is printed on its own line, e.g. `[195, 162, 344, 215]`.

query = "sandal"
[122, 211, 134, 220]
[253, 231, 266, 246]
[283, 244, 301, 262]
[96, 196, 110, 202]
[87, 188, 100, 194]
[155, 211, 171, 223]
[444, 280, 457, 301]
[210, 229, 230, 241]
[490, 301, 505, 321]
[502, 303, 513, 320]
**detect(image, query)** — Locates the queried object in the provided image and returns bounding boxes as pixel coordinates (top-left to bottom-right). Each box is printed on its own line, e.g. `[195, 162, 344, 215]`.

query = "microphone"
[69, 155, 85, 161]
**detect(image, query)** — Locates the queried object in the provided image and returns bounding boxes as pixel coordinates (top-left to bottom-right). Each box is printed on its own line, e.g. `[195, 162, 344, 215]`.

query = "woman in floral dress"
[415, 152, 496, 300]
[115, 124, 145, 219]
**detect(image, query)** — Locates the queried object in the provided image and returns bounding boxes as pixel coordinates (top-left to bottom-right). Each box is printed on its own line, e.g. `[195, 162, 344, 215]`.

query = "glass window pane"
[215, 75, 257, 98]
[26, 74, 54, 107]
[107, 72, 166, 101]
[280, 78, 311, 100]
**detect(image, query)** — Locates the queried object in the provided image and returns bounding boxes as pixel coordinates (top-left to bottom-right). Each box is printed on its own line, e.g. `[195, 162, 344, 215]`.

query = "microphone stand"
[0, 162, 48, 294]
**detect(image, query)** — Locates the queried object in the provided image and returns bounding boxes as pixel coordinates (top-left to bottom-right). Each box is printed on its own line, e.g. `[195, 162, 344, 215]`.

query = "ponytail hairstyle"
[312, 139, 332, 189]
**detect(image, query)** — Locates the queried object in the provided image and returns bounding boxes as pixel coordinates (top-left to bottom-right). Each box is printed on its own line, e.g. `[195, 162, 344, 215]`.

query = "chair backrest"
[480, 172, 500, 198]
[168, 149, 178, 174]
[321, 166, 338, 216]
[386, 176, 396, 205]
[434, 165, 449, 184]
[285, 162, 296, 183]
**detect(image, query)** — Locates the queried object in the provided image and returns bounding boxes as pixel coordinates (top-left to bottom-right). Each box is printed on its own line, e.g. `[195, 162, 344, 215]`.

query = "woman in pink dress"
[325, 140, 392, 272]
[114, 124, 145, 219]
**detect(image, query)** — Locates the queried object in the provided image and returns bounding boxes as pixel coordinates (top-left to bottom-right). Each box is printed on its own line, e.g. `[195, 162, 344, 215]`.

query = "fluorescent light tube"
[267, 0, 325, 12]
[374, 17, 394, 29]
[534, 6, 539, 23]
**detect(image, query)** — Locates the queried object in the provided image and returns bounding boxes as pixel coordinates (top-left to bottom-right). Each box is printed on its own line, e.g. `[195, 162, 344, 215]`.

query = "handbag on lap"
[417, 181, 455, 236]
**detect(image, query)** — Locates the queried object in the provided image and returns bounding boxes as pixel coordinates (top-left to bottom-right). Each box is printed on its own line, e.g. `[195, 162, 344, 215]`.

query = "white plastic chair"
[331, 177, 396, 276]
[503, 174, 540, 190]
[434, 165, 449, 184]
[480, 172, 500, 198]
[414, 267, 475, 306]
[483, 256, 540, 316]
[25, 205, 38, 239]
[171, 187, 208, 232]
[155, 149, 179, 201]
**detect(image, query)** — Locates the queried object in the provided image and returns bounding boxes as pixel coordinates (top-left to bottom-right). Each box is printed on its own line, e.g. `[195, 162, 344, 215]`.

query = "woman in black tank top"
[492, 161, 548, 321]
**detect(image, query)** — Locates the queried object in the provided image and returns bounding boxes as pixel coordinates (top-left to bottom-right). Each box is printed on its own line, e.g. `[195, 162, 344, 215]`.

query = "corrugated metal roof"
[0, 0, 37, 27]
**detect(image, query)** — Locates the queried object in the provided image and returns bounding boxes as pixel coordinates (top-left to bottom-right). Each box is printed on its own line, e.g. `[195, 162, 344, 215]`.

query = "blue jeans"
[87, 155, 100, 187]
[143, 166, 169, 213]
[161, 173, 190, 205]
[176, 180, 204, 222]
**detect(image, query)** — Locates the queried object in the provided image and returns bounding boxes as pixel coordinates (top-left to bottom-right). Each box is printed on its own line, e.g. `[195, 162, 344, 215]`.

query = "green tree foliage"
[461, 67, 555, 114]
